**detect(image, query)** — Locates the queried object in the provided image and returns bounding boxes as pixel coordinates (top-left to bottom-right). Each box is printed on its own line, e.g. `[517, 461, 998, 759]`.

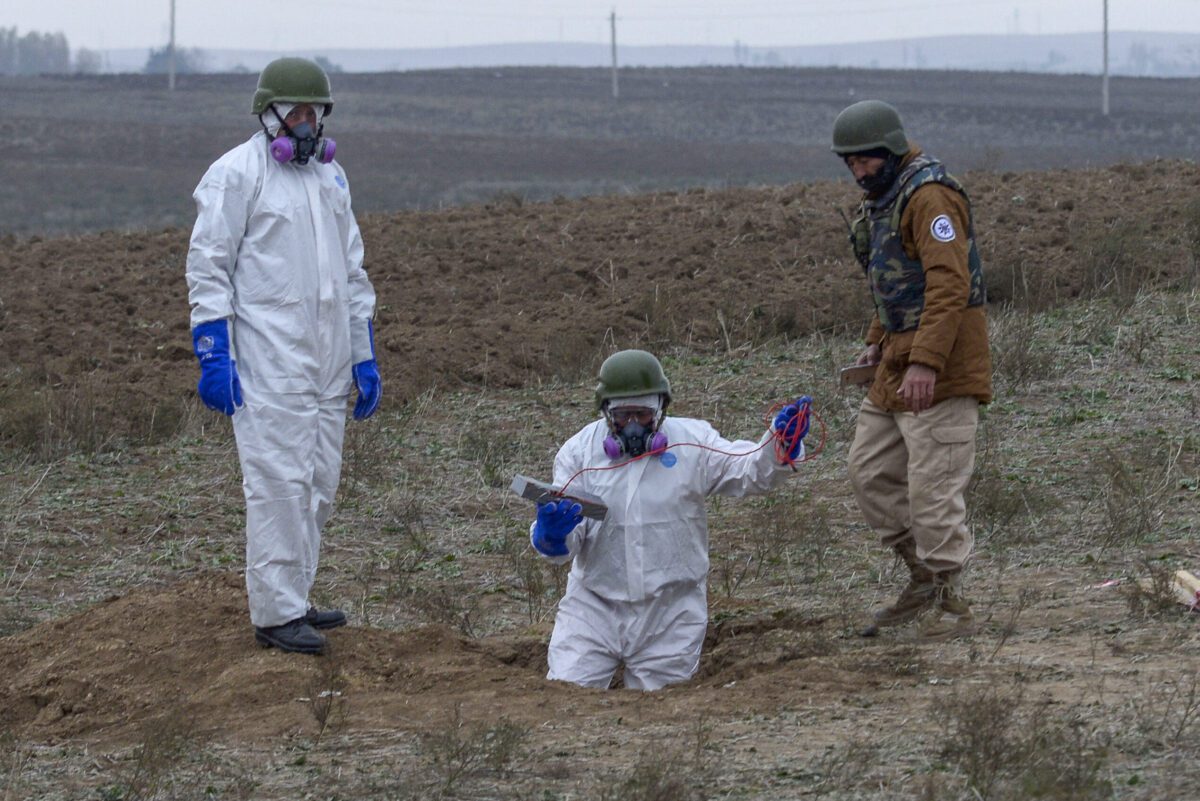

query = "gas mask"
[603, 415, 668, 459]
[267, 108, 336, 165]
[616, 420, 654, 457]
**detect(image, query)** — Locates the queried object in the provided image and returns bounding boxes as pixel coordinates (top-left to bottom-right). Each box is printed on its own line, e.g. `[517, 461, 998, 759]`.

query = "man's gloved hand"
[352, 360, 381, 419]
[532, 499, 583, 557]
[192, 319, 243, 416]
[773, 395, 813, 462]
[351, 319, 382, 420]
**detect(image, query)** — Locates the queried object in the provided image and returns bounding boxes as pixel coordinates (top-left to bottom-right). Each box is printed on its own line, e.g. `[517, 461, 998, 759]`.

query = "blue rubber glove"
[352, 360, 381, 419]
[352, 320, 382, 420]
[192, 319, 243, 416]
[773, 395, 813, 462]
[531, 499, 583, 557]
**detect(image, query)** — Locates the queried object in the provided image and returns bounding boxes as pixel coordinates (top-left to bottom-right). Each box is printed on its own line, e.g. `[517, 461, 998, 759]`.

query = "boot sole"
[860, 599, 937, 637]
[861, 606, 986, 640]
[254, 629, 326, 654]
[912, 612, 990, 643]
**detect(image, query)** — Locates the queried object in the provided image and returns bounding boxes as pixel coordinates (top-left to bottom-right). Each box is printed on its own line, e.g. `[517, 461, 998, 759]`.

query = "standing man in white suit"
[186, 57, 381, 655]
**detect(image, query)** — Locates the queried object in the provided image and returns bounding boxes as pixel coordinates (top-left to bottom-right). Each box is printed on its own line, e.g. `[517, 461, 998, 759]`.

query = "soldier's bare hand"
[856, 344, 882, 366]
[897, 363, 936, 413]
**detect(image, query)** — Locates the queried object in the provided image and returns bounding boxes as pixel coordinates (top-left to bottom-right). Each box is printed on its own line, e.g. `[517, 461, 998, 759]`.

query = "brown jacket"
[864, 148, 993, 411]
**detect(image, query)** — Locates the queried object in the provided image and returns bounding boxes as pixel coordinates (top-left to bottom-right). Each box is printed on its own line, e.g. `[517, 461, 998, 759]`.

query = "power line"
[270, 0, 1142, 35]
[622, 0, 1031, 23]
[285, 0, 599, 21]
[270, 0, 1029, 23]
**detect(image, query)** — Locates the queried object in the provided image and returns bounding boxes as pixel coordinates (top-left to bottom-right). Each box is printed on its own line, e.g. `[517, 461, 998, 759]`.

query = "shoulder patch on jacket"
[930, 214, 956, 242]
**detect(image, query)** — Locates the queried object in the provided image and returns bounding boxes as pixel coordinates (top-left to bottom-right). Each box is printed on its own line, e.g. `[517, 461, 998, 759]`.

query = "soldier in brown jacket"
[833, 100, 993, 639]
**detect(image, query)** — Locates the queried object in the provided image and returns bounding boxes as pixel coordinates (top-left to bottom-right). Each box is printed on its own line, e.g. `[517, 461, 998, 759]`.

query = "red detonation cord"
[556, 399, 825, 499]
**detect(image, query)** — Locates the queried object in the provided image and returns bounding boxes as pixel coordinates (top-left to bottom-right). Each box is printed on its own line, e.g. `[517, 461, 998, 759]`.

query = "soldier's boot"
[861, 539, 937, 637]
[917, 570, 978, 641]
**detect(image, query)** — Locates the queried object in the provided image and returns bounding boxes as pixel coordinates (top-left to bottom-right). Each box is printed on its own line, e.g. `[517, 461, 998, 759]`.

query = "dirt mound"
[0, 572, 552, 742]
[0, 572, 872, 743]
[2, 159, 1197, 450]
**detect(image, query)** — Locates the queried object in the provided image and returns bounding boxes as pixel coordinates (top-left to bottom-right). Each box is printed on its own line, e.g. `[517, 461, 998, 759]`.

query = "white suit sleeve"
[702, 424, 798, 498]
[185, 171, 253, 328]
[340, 172, 377, 364]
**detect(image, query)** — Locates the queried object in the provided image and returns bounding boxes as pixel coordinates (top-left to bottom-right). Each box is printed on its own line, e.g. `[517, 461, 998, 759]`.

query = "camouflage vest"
[849, 154, 985, 333]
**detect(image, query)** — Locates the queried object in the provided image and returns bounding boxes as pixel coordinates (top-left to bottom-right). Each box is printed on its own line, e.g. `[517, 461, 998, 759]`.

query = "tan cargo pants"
[847, 396, 979, 572]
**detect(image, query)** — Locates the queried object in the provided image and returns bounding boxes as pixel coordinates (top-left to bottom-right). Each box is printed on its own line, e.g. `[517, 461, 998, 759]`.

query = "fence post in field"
[610, 9, 619, 101]
[1101, 0, 1109, 116]
[168, 0, 177, 91]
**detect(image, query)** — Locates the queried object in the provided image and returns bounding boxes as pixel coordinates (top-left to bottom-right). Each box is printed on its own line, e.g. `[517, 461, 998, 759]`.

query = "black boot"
[305, 606, 347, 630]
[254, 618, 327, 654]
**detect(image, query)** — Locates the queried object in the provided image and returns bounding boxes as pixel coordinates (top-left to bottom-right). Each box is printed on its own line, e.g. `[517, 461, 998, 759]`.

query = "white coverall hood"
[261, 102, 326, 137]
[607, 394, 662, 411]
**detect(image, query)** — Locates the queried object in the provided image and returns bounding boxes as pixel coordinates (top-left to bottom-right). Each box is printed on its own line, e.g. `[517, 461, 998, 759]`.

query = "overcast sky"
[7, 0, 1200, 51]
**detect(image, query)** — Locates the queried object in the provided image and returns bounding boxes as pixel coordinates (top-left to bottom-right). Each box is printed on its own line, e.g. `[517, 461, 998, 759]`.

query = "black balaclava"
[849, 147, 903, 196]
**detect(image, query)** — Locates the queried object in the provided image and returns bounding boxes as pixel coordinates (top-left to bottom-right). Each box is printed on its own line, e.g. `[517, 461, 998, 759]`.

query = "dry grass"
[499, 515, 568, 624]
[596, 760, 706, 801]
[1124, 672, 1200, 752]
[94, 713, 199, 801]
[0, 734, 31, 801]
[1, 285, 1198, 800]
[967, 424, 1048, 549]
[988, 308, 1059, 392]
[1122, 560, 1184, 619]
[930, 683, 1113, 801]
[418, 704, 531, 796]
[1075, 218, 1152, 309]
[0, 371, 192, 461]
[1093, 441, 1177, 549]
[305, 646, 349, 746]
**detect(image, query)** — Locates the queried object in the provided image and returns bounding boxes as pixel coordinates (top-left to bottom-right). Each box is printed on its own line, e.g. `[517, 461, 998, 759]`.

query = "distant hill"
[96, 31, 1200, 77]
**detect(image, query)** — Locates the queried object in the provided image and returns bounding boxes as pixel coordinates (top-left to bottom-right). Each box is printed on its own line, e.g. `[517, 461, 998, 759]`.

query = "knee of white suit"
[547, 582, 707, 690]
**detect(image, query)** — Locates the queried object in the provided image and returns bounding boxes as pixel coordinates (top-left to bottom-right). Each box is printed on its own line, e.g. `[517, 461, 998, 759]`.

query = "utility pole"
[610, 9, 619, 100]
[1101, 0, 1109, 116]
[168, 0, 176, 91]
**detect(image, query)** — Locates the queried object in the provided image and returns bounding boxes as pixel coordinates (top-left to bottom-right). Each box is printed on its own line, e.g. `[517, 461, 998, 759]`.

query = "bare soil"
[3, 158, 1198, 441]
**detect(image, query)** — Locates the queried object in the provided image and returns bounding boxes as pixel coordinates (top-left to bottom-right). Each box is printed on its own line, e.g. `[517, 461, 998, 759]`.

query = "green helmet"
[595, 350, 672, 410]
[251, 57, 333, 116]
[831, 100, 908, 156]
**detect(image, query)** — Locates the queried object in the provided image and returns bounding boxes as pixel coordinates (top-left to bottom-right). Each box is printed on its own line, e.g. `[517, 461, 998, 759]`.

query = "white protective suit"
[186, 131, 376, 628]
[533, 416, 800, 690]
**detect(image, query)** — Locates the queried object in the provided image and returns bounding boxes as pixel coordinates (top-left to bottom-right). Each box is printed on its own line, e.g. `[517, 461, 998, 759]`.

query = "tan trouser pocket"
[931, 424, 976, 481]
